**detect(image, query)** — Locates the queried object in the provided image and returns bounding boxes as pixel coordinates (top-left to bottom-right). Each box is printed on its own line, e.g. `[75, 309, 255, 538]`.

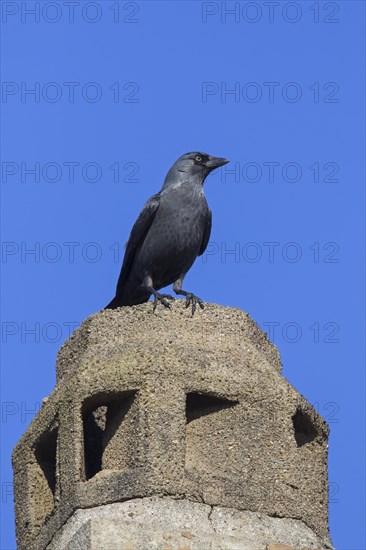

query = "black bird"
[105, 152, 229, 314]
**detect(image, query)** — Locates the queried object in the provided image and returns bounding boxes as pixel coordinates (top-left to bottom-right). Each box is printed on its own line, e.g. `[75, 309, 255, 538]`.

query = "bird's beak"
[205, 156, 230, 170]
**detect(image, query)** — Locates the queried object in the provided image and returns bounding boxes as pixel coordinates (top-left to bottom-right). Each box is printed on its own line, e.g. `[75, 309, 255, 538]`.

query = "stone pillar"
[13, 302, 334, 550]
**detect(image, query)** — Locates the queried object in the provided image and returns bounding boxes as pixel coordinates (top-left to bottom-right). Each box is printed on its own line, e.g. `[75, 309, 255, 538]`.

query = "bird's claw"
[152, 292, 174, 312]
[160, 293, 175, 301]
[185, 293, 204, 315]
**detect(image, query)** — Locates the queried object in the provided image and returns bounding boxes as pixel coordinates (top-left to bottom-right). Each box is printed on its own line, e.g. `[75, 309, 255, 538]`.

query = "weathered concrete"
[55, 299, 282, 382]
[47, 497, 330, 550]
[13, 302, 333, 550]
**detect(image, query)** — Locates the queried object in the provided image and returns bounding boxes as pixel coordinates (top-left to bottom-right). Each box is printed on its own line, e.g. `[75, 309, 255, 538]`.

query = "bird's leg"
[146, 287, 175, 312]
[173, 277, 204, 316]
[142, 275, 174, 312]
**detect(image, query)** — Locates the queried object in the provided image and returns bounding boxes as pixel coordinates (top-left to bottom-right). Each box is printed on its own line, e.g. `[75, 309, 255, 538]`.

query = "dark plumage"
[105, 152, 229, 314]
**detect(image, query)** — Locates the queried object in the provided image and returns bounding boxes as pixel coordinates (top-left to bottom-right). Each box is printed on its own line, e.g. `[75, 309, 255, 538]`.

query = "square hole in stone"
[82, 390, 139, 480]
[185, 392, 238, 474]
[292, 407, 318, 447]
[30, 425, 58, 532]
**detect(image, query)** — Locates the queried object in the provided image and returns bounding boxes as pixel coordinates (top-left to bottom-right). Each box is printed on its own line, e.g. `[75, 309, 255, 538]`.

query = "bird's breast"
[135, 194, 208, 284]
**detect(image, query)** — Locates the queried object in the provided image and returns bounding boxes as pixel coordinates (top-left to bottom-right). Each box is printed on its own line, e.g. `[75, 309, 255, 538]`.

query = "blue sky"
[1, 1, 365, 548]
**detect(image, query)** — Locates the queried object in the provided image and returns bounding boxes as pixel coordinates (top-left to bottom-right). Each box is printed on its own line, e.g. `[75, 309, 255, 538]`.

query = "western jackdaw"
[105, 152, 229, 314]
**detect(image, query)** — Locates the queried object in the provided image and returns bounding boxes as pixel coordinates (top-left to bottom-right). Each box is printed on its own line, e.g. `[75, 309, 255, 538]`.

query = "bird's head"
[163, 152, 229, 188]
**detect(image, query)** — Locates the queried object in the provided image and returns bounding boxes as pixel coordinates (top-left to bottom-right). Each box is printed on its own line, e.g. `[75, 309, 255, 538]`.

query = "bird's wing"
[116, 193, 161, 294]
[198, 208, 212, 256]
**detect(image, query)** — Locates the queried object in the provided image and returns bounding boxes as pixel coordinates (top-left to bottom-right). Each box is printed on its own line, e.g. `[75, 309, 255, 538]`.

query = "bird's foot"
[185, 293, 204, 315]
[160, 293, 175, 301]
[152, 292, 174, 312]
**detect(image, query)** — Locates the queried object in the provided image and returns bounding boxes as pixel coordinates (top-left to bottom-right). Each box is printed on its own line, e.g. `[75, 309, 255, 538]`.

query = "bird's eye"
[195, 155, 202, 162]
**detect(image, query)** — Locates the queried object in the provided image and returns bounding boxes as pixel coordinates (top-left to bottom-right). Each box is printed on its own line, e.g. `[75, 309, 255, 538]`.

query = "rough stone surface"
[55, 300, 283, 382]
[12, 302, 333, 550]
[47, 497, 329, 550]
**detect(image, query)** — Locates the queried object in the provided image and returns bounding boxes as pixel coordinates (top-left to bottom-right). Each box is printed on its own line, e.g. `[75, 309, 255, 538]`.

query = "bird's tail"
[105, 290, 151, 309]
[105, 295, 124, 309]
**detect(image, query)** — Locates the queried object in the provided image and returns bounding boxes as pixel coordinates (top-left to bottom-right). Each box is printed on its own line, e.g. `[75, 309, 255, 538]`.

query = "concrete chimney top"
[13, 302, 333, 550]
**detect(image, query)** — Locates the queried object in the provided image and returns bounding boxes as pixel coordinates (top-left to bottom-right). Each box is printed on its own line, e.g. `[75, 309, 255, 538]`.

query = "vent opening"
[292, 408, 318, 447]
[34, 427, 58, 495]
[82, 391, 138, 480]
[186, 392, 238, 423]
[185, 392, 239, 476]
[29, 424, 58, 533]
